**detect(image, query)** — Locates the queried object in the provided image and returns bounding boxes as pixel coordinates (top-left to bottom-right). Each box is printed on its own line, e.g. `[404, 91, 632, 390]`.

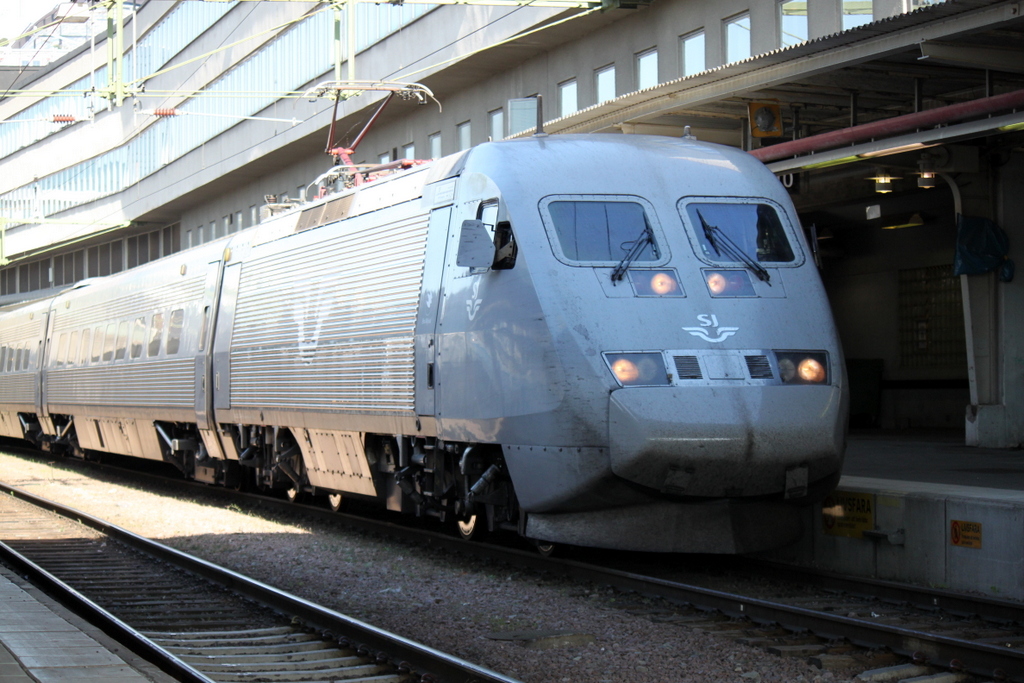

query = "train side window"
[55, 334, 68, 367]
[102, 323, 116, 362]
[477, 200, 517, 270]
[0, 346, 6, 373]
[91, 326, 104, 363]
[479, 202, 498, 236]
[130, 317, 146, 359]
[79, 329, 91, 365]
[14, 346, 23, 372]
[493, 221, 517, 270]
[198, 306, 210, 351]
[166, 309, 184, 355]
[114, 321, 129, 361]
[148, 313, 164, 357]
[67, 331, 79, 366]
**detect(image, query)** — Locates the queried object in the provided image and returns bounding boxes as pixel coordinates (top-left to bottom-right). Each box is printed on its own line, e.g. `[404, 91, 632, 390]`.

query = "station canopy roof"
[489, 0, 1024, 171]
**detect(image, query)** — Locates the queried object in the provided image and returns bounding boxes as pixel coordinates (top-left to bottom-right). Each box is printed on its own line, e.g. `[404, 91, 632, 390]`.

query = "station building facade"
[0, 0, 1020, 447]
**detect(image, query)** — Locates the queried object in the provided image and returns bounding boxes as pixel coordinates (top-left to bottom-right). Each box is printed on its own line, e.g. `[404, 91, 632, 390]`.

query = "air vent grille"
[673, 356, 702, 380]
[745, 355, 773, 379]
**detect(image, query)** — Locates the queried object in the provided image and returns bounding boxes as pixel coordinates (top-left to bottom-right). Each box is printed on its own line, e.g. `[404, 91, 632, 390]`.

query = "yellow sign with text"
[821, 491, 875, 538]
[950, 520, 982, 549]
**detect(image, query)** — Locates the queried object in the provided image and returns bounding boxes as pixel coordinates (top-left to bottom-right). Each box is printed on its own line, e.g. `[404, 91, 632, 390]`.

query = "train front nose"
[607, 385, 845, 500]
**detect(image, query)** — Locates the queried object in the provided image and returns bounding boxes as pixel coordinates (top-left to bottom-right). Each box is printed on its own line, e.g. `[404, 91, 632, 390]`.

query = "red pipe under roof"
[749, 88, 1024, 164]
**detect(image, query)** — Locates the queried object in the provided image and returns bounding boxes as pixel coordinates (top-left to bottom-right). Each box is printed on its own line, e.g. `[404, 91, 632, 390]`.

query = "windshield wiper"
[695, 209, 771, 284]
[611, 220, 656, 284]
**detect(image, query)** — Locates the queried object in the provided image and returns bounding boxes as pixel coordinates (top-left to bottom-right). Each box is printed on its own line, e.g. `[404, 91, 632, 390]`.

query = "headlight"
[703, 269, 755, 297]
[629, 270, 684, 297]
[604, 352, 670, 386]
[776, 351, 829, 384]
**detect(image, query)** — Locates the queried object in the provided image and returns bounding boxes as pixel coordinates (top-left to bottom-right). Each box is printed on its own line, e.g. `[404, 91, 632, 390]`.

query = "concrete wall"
[768, 477, 1024, 601]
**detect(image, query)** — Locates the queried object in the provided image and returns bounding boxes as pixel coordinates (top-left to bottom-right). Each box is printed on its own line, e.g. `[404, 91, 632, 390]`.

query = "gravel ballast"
[0, 450, 852, 683]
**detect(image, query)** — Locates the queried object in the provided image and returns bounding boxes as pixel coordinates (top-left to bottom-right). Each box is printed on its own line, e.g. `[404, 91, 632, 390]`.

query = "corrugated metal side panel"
[0, 374, 36, 405]
[53, 277, 206, 332]
[0, 319, 42, 344]
[47, 358, 194, 407]
[230, 211, 429, 413]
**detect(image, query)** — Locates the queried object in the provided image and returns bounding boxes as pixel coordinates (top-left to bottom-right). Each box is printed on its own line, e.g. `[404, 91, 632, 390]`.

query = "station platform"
[0, 565, 173, 683]
[768, 430, 1024, 601]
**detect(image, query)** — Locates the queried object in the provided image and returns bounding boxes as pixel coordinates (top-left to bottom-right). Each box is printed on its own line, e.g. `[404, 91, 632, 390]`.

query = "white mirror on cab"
[456, 219, 494, 268]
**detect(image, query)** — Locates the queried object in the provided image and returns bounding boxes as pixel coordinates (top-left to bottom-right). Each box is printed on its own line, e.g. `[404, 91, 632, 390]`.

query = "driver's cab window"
[477, 199, 517, 270]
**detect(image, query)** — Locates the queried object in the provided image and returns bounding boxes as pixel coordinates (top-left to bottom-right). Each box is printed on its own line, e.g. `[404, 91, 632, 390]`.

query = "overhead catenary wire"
[0, 0, 604, 256]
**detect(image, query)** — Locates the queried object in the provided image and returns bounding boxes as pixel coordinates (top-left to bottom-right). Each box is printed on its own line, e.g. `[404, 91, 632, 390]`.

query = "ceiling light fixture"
[867, 171, 901, 193]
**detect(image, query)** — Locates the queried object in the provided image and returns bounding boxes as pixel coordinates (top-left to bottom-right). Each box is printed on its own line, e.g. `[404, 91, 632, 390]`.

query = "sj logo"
[466, 279, 483, 321]
[682, 314, 738, 343]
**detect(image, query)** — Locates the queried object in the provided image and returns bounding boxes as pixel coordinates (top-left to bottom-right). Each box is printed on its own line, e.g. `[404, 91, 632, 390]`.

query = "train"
[0, 134, 847, 554]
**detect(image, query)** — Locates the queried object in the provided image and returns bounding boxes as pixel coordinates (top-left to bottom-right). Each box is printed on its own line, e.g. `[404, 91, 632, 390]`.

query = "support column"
[964, 151, 1023, 448]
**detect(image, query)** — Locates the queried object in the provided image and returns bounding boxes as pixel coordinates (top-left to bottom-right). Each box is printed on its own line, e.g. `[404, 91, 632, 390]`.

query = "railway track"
[3, 448, 1024, 682]
[0, 484, 521, 683]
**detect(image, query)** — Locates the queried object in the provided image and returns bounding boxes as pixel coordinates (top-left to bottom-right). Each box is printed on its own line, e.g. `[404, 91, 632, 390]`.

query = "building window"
[724, 12, 751, 63]
[402, 142, 415, 159]
[842, 0, 873, 28]
[379, 152, 391, 164]
[595, 64, 616, 104]
[779, 0, 808, 47]
[457, 121, 471, 151]
[898, 265, 965, 368]
[488, 109, 504, 141]
[558, 79, 578, 118]
[680, 30, 705, 77]
[635, 48, 658, 90]
[429, 132, 442, 159]
[508, 97, 539, 136]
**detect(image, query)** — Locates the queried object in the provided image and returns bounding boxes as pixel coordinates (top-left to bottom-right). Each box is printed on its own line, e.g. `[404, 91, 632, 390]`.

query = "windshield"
[546, 200, 660, 263]
[683, 201, 795, 264]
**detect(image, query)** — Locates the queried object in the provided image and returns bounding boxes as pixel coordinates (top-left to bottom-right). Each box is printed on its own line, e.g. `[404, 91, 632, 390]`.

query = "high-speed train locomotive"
[0, 135, 847, 553]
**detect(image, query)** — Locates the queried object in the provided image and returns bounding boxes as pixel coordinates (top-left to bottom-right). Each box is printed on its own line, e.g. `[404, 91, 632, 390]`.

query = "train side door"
[212, 262, 241, 415]
[414, 204, 454, 417]
[194, 260, 224, 437]
[36, 308, 52, 420]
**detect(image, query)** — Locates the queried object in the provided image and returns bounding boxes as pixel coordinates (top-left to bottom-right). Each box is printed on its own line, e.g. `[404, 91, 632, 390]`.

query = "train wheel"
[534, 541, 557, 557]
[456, 515, 480, 541]
[327, 493, 344, 512]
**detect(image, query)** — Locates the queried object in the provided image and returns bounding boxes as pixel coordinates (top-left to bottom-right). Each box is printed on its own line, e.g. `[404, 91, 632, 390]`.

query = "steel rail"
[0, 538, 217, 683]
[162, 480, 1024, 682]
[5, 448, 1024, 682]
[0, 482, 522, 683]
[555, 562, 1024, 683]
[754, 560, 1024, 625]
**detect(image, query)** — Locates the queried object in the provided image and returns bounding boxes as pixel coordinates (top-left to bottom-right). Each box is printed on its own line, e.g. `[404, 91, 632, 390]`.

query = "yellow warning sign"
[821, 491, 875, 538]
[950, 520, 982, 549]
